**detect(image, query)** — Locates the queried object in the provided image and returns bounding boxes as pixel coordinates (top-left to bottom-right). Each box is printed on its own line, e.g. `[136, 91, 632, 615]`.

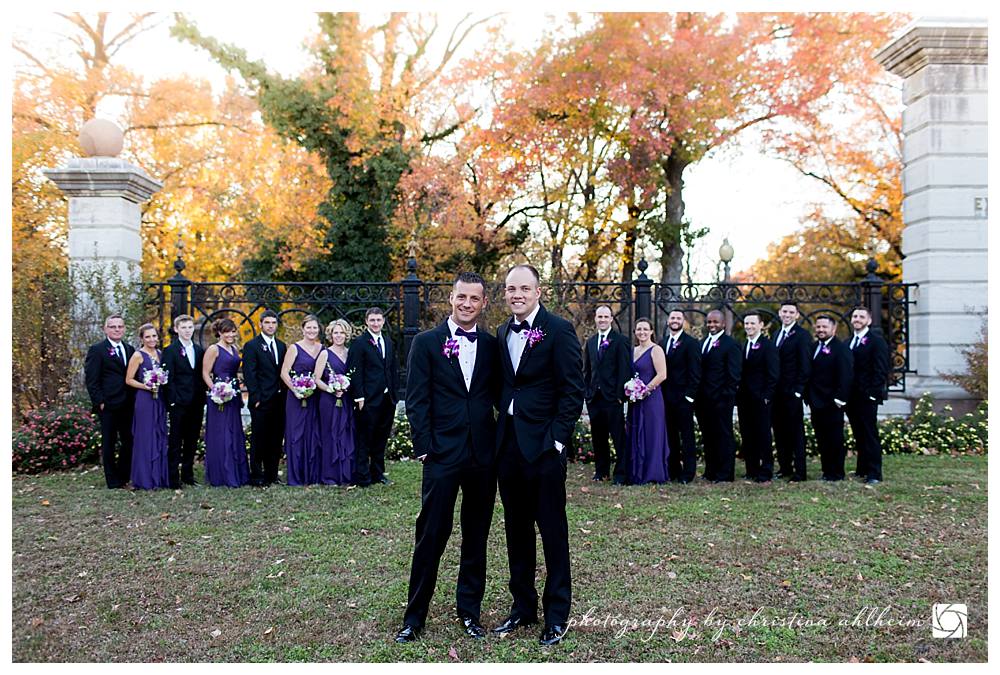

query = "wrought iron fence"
[144, 256, 915, 393]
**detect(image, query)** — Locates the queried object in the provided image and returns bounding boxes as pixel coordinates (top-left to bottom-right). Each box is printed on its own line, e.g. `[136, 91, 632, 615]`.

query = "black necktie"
[851, 336, 859, 350]
[116, 345, 125, 364]
[455, 328, 478, 342]
[510, 320, 529, 333]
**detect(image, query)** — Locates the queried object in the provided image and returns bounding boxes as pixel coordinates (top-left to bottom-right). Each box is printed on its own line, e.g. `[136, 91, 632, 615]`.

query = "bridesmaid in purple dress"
[125, 324, 170, 489]
[626, 317, 670, 485]
[202, 317, 249, 487]
[313, 319, 356, 485]
[281, 314, 323, 486]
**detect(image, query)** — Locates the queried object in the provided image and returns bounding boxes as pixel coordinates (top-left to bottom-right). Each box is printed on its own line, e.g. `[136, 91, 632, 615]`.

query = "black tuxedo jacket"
[348, 331, 399, 407]
[161, 340, 207, 407]
[696, 333, 742, 401]
[806, 337, 854, 410]
[775, 325, 812, 397]
[661, 332, 702, 404]
[405, 321, 499, 465]
[242, 333, 288, 408]
[849, 331, 890, 402]
[737, 336, 779, 403]
[84, 338, 136, 412]
[496, 305, 585, 462]
[583, 330, 631, 403]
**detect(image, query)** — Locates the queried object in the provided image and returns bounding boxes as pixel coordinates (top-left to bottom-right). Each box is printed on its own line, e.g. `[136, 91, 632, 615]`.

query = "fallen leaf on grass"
[780, 580, 791, 588]
[671, 630, 686, 642]
[810, 497, 819, 503]
[30, 617, 44, 627]
[210, 629, 222, 638]
[263, 626, 274, 637]
[41, 499, 51, 507]
[160, 513, 171, 520]
[856, 572, 864, 581]
[199, 503, 212, 510]
[448, 646, 460, 662]
[666, 571, 677, 579]
[580, 486, 590, 493]
[579, 528, 591, 534]
[63, 593, 82, 603]
[613, 503, 623, 509]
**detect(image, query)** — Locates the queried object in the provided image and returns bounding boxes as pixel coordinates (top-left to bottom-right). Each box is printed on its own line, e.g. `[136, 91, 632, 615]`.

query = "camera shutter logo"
[932, 604, 967, 638]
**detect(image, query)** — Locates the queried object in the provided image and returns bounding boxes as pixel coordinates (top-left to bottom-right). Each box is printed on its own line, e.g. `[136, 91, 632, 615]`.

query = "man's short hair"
[365, 307, 385, 320]
[172, 314, 194, 329]
[104, 313, 124, 326]
[260, 309, 279, 322]
[453, 271, 487, 295]
[779, 301, 800, 311]
[668, 308, 686, 319]
[505, 264, 540, 284]
[851, 305, 872, 317]
[742, 310, 764, 323]
[815, 314, 836, 325]
[595, 305, 613, 316]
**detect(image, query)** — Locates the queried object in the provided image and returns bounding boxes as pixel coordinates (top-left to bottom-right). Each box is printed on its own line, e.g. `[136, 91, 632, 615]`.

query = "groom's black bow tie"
[455, 327, 478, 342]
[509, 320, 530, 333]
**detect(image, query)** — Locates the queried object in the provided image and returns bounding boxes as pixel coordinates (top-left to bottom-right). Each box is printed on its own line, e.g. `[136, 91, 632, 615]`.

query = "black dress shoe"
[460, 616, 486, 639]
[592, 474, 609, 482]
[864, 478, 881, 485]
[539, 624, 568, 646]
[378, 476, 393, 485]
[491, 614, 537, 635]
[789, 475, 806, 482]
[394, 624, 419, 643]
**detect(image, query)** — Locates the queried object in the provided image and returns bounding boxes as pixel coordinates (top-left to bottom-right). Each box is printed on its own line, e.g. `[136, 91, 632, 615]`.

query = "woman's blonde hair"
[325, 318, 353, 343]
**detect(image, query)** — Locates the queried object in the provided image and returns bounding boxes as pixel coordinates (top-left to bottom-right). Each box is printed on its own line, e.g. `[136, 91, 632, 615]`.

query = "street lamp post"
[719, 238, 735, 332]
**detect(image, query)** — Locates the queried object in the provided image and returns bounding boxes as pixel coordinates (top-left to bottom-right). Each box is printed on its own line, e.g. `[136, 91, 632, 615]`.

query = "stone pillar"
[875, 17, 988, 406]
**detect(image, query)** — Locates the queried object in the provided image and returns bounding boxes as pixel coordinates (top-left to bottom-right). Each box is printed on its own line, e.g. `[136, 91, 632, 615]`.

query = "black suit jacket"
[84, 339, 136, 413]
[496, 305, 585, 462]
[775, 325, 812, 397]
[806, 337, 854, 410]
[696, 333, 742, 401]
[405, 321, 499, 466]
[661, 332, 702, 404]
[242, 334, 288, 408]
[161, 340, 206, 407]
[738, 336, 779, 403]
[849, 331, 890, 402]
[348, 331, 399, 407]
[583, 330, 631, 403]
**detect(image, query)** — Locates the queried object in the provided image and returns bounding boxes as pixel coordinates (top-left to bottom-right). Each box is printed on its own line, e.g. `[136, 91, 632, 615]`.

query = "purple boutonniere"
[751, 342, 761, 351]
[860, 336, 868, 346]
[599, 338, 610, 350]
[523, 327, 545, 348]
[107, 347, 117, 357]
[821, 345, 831, 355]
[442, 338, 460, 359]
[369, 338, 377, 348]
[710, 340, 719, 350]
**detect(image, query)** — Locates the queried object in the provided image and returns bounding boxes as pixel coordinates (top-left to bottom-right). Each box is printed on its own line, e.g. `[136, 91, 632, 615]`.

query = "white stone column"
[43, 156, 162, 283]
[875, 17, 988, 404]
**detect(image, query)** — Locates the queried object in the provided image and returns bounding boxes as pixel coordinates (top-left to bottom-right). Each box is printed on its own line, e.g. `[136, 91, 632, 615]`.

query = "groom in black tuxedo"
[583, 305, 631, 482]
[846, 306, 890, 484]
[243, 310, 287, 486]
[161, 314, 206, 487]
[348, 307, 399, 486]
[493, 264, 584, 647]
[695, 309, 742, 482]
[661, 309, 702, 483]
[394, 272, 500, 644]
[806, 315, 854, 481]
[84, 314, 135, 489]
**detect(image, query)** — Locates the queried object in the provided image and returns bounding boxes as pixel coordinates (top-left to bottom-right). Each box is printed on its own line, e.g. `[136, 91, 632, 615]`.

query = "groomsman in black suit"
[846, 306, 890, 484]
[349, 307, 399, 487]
[395, 272, 500, 644]
[660, 309, 701, 483]
[583, 305, 631, 483]
[161, 314, 206, 487]
[84, 314, 135, 489]
[243, 310, 287, 486]
[772, 302, 812, 481]
[493, 264, 584, 646]
[736, 311, 779, 482]
[695, 309, 742, 482]
[806, 315, 854, 481]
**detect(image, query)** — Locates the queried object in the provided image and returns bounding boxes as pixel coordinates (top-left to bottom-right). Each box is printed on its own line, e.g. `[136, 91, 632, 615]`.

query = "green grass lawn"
[11, 454, 987, 662]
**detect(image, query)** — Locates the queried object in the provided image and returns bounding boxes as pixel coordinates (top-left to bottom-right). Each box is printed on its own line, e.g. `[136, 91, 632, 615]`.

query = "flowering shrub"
[12, 401, 101, 473]
[386, 407, 414, 460]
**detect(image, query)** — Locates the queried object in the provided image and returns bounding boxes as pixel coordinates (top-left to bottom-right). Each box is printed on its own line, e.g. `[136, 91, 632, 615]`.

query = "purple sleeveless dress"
[204, 345, 249, 487]
[627, 347, 670, 484]
[285, 344, 321, 486]
[131, 350, 170, 489]
[318, 348, 355, 485]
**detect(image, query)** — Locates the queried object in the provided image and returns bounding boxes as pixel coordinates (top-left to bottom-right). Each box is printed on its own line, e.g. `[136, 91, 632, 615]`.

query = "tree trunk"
[660, 154, 689, 285]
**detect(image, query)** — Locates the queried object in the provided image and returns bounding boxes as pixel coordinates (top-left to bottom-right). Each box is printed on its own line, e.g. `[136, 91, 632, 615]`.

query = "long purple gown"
[285, 344, 321, 486]
[318, 348, 355, 485]
[204, 345, 249, 487]
[131, 350, 170, 489]
[627, 347, 670, 484]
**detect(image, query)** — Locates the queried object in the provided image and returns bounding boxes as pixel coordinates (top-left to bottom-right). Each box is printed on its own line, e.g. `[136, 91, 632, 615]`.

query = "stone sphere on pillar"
[78, 118, 124, 157]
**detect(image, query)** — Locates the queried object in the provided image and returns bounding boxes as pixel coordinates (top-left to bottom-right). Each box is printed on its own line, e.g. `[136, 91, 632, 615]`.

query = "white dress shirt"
[180, 338, 196, 368]
[448, 317, 477, 391]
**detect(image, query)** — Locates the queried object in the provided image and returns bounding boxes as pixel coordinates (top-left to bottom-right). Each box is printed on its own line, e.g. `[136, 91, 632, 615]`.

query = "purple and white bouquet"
[328, 371, 352, 408]
[143, 363, 169, 399]
[624, 373, 650, 403]
[210, 379, 237, 411]
[290, 370, 317, 408]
